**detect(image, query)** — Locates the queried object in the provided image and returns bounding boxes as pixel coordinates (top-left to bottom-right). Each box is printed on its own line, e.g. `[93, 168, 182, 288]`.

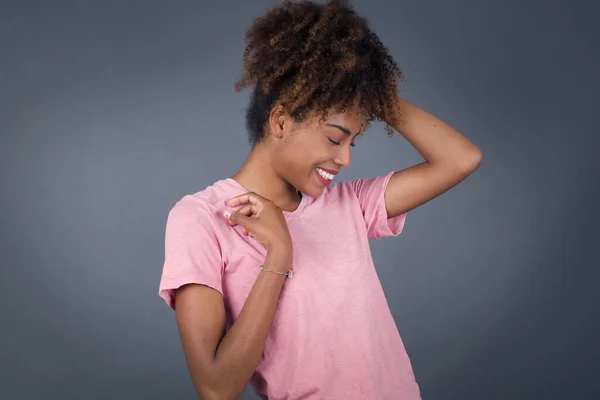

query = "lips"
[317, 167, 339, 176]
[315, 167, 339, 187]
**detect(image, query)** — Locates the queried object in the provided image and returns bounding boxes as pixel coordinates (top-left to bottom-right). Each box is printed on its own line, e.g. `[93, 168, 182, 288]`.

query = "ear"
[267, 105, 293, 140]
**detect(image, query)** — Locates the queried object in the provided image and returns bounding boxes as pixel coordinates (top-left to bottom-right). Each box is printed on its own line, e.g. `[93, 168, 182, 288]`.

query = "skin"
[231, 96, 483, 217]
[175, 96, 483, 399]
[231, 104, 364, 212]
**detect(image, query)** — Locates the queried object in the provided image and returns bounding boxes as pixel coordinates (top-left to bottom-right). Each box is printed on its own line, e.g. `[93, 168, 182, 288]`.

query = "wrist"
[266, 237, 292, 254]
[265, 245, 293, 270]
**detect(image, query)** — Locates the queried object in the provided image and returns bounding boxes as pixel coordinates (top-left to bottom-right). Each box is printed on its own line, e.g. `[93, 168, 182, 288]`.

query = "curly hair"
[235, 0, 406, 147]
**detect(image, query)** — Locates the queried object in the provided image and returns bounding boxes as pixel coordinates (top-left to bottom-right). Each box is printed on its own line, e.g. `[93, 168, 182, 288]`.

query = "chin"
[303, 186, 325, 198]
[292, 169, 331, 198]
[300, 180, 327, 198]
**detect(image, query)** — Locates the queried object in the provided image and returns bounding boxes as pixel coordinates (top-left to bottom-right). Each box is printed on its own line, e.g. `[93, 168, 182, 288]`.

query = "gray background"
[2, 0, 599, 399]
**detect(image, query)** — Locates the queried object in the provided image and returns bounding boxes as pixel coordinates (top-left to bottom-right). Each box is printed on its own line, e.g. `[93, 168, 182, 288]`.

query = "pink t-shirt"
[159, 172, 421, 400]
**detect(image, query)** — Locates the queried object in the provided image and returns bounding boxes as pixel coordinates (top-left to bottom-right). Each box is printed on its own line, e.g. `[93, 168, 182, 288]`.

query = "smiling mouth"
[316, 167, 336, 181]
[315, 167, 339, 187]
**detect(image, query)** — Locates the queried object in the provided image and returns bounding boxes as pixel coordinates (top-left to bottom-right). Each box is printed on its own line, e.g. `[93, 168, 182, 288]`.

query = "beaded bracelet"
[260, 265, 293, 277]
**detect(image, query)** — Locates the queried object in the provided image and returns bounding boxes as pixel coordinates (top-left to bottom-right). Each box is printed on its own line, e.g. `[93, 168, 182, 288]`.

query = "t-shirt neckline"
[223, 178, 308, 217]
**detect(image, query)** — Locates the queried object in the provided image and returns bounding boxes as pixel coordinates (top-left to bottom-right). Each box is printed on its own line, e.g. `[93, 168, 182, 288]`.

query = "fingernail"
[223, 209, 232, 219]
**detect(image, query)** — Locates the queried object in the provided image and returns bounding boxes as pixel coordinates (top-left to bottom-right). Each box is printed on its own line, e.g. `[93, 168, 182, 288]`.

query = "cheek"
[273, 143, 304, 172]
[280, 145, 311, 171]
[277, 133, 331, 172]
[293, 143, 329, 171]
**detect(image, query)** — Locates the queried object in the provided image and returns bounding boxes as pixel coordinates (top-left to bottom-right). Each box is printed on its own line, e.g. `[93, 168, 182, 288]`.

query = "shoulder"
[325, 179, 356, 197]
[312, 173, 394, 210]
[309, 179, 360, 208]
[167, 178, 241, 225]
[328, 173, 394, 199]
[322, 174, 390, 198]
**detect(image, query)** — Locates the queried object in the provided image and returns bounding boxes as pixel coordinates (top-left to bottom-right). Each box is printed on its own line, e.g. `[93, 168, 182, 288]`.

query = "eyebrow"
[325, 123, 359, 136]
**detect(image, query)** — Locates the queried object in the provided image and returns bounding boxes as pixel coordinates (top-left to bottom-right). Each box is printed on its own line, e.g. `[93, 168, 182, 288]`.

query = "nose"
[334, 145, 352, 169]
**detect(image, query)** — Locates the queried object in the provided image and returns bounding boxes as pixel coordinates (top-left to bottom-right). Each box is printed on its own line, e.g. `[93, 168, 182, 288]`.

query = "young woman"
[159, 1, 482, 399]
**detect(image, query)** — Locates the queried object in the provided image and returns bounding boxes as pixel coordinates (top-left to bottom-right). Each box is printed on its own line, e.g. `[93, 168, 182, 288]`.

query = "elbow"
[197, 387, 232, 400]
[209, 390, 245, 400]
[194, 382, 218, 400]
[458, 148, 483, 174]
[197, 375, 243, 400]
[202, 392, 228, 400]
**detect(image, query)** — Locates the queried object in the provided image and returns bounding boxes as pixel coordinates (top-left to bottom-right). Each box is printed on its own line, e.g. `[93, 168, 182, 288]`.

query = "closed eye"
[328, 138, 356, 147]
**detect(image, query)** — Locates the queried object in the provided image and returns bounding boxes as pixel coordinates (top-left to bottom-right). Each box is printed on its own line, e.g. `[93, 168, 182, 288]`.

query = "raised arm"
[382, 96, 483, 218]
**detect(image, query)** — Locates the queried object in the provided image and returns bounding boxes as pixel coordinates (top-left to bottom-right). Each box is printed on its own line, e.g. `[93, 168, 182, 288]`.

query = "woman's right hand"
[224, 192, 292, 256]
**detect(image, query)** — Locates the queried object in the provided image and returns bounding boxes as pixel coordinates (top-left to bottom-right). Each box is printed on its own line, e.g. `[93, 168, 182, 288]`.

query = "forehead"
[320, 107, 364, 131]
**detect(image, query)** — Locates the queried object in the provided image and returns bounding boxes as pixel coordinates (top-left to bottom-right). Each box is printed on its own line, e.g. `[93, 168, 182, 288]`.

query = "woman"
[159, 1, 482, 399]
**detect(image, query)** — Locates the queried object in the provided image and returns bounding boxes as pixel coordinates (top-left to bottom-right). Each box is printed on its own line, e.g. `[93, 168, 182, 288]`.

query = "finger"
[227, 210, 255, 230]
[223, 205, 257, 226]
[223, 209, 238, 226]
[225, 192, 261, 208]
[236, 204, 260, 218]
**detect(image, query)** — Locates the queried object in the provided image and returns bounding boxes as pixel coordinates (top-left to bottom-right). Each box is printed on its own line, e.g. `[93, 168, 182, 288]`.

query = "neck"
[231, 143, 301, 212]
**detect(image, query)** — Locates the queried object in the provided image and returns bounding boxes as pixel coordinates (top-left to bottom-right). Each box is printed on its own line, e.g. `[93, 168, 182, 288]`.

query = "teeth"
[317, 168, 335, 180]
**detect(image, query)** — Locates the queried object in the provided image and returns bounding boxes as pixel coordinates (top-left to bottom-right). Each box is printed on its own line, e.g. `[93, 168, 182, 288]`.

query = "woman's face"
[269, 107, 364, 198]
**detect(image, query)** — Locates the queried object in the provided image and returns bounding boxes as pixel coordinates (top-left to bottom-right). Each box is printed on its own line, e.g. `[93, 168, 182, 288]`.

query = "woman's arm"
[382, 96, 483, 218]
[176, 247, 291, 400]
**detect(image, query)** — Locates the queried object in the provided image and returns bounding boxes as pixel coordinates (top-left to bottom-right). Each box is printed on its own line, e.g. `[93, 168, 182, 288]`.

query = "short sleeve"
[158, 197, 224, 310]
[346, 171, 407, 240]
